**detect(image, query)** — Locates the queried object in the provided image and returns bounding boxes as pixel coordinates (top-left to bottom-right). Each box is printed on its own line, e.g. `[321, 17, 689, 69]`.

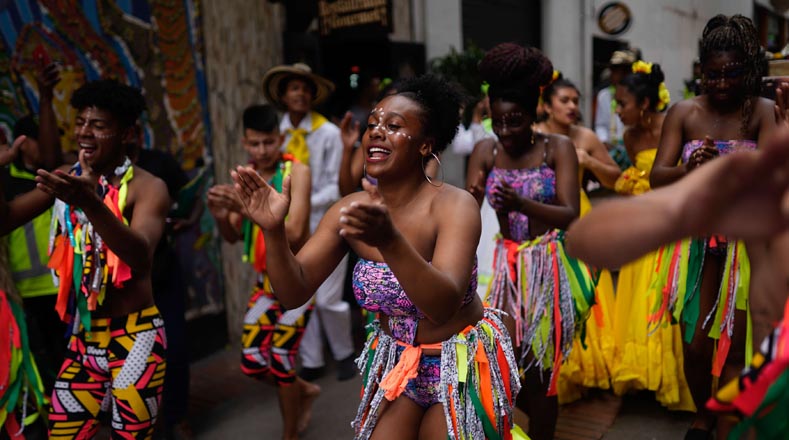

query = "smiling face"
[545, 86, 580, 126]
[491, 99, 533, 153]
[243, 128, 284, 171]
[362, 94, 425, 178]
[74, 106, 129, 173]
[614, 84, 643, 127]
[281, 77, 314, 116]
[702, 50, 747, 106]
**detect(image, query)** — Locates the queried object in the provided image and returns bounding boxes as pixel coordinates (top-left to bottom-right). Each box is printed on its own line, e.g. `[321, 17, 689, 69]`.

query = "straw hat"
[262, 63, 335, 108]
[609, 50, 636, 66]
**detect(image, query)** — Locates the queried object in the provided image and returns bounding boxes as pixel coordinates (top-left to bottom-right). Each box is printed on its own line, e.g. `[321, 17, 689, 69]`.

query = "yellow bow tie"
[285, 127, 310, 164]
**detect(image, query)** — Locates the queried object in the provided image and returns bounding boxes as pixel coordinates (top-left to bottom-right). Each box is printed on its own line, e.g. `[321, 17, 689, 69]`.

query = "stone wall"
[203, 0, 285, 344]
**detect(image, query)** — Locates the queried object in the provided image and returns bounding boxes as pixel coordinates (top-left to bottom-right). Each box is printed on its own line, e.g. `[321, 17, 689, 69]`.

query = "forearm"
[38, 95, 61, 170]
[338, 148, 359, 196]
[379, 233, 466, 324]
[585, 157, 621, 189]
[2, 190, 54, 235]
[81, 197, 153, 273]
[262, 224, 313, 309]
[565, 189, 681, 267]
[214, 215, 241, 243]
[520, 199, 578, 230]
[650, 164, 687, 188]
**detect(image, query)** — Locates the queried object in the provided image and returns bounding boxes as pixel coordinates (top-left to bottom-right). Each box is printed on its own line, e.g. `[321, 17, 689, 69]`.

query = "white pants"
[299, 254, 354, 368]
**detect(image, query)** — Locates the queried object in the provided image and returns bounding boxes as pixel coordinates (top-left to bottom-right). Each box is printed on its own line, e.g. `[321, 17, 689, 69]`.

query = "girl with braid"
[232, 75, 519, 439]
[610, 61, 695, 411]
[649, 15, 776, 439]
[467, 43, 595, 440]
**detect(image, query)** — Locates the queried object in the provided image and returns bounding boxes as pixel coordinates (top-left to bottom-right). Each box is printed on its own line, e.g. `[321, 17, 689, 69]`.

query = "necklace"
[48, 157, 134, 332]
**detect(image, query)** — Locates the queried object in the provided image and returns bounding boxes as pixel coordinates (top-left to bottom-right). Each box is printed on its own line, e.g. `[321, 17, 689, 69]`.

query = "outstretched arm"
[567, 128, 789, 268]
[36, 168, 170, 275]
[233, 166, 347, 309]
[36, 62, 62, 170]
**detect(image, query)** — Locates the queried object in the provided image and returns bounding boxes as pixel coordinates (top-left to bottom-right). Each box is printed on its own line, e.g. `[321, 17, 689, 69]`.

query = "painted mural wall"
[0, 0, 224, 320]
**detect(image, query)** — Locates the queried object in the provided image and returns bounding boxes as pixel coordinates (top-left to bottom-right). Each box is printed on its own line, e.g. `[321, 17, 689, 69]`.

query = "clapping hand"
[338, 178, 397, 247]
[232, 165, 290, 230]
[35, 160, 99, 207]
[340, 111, 361, 150]
[686, 136, 718, 171]
[491, 180, 524, 212]
[0, 135, 25, 167]
[207, 183, 243, 218]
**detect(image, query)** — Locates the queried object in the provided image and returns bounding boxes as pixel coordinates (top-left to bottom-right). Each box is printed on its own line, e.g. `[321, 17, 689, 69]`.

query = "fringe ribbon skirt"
[352, 309, 520, 440]
[486, 230, 595, 395]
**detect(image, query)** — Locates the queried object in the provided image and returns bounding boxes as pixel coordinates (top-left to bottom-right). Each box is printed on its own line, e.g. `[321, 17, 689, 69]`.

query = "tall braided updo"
[620, 63, 666, 112]
[700, 14, 762, 135]
[479, 43, 554, 117]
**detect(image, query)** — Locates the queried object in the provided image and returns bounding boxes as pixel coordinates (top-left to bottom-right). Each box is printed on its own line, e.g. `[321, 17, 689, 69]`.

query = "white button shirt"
[281, 112, 343, 233]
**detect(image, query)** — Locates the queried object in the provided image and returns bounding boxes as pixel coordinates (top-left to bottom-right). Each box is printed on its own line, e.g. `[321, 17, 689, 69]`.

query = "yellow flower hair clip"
[657, 82, 670, 112]
[632, 60, 652, 75]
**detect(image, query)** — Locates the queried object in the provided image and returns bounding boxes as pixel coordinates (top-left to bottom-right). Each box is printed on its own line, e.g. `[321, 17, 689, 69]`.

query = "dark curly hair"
[478, 43, 554, 117]
[70, 79, 146, 128]
[699, 14, 761, 135]
[541, 75, 580, 106]
[620, 63, 666, 112]
[394, 74, 463, 153]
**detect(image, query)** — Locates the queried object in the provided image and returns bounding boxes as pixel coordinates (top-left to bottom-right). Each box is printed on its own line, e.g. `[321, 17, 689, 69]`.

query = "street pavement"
[186, 348, 693, 439]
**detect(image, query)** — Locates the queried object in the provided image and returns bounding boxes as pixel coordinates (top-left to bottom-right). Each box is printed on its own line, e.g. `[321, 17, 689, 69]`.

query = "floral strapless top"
[352, 258, 478, 345]
[485, 164, 556, 241]
[681, 139, 757, 164]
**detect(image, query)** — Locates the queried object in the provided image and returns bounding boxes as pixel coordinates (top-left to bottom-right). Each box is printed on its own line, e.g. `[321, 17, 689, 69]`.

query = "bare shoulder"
[131, 166, 167, 196]
[545, 132, 574, 152]
[431, 185, 480, 228]
[433, 184, 478, 210]
[571, 125, 600, 149]
[754, 96, 777, 118]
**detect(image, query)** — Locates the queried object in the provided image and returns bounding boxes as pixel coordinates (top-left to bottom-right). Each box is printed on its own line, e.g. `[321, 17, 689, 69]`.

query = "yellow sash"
[285, 111, 328, 164]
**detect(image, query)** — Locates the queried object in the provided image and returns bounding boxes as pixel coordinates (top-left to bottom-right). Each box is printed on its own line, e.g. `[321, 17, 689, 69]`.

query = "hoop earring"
[422, 152, 444, 187]
[531, 130, 536, 145]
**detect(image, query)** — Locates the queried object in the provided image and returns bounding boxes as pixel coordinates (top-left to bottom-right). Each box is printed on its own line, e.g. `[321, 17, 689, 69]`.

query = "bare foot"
[298, 379, 321, 433]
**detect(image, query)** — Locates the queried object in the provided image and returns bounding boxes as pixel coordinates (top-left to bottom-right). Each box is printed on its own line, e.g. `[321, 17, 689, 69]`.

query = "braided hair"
[395, 74, 463, 153]
[479, 43, 554, 117]
[700, 14, 762, 135]
[620, 63, 666, 112]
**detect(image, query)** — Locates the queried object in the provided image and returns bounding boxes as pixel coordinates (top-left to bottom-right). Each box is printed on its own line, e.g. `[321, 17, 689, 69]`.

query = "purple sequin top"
[485, 164, 557, 241]
[681, 139, 757, 164]
[352, 258, 478, 345]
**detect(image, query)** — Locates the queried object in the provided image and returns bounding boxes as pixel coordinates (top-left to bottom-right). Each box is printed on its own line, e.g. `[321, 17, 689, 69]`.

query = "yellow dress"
[611, 148, 695, 411]
[557, 172, 616, 404]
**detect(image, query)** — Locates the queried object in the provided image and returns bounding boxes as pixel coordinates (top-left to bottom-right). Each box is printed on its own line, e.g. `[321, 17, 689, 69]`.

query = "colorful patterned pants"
[48, 305, 167, 439]
[241, 279, 313, 386]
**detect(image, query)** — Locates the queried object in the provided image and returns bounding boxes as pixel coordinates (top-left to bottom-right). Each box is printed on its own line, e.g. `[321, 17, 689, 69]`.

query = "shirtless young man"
[36, 79, 171, 439]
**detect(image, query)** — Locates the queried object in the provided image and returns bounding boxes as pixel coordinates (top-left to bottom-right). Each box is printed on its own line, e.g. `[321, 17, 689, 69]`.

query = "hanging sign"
[318, 0, 392, 37]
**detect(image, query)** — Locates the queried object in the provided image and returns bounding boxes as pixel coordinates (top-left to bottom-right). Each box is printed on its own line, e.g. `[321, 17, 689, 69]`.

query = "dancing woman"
[466, 43, 595, 440]
[609, 60, 695, 411]
[233, 75, 519, 439]
[648, 15, 776, 439]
